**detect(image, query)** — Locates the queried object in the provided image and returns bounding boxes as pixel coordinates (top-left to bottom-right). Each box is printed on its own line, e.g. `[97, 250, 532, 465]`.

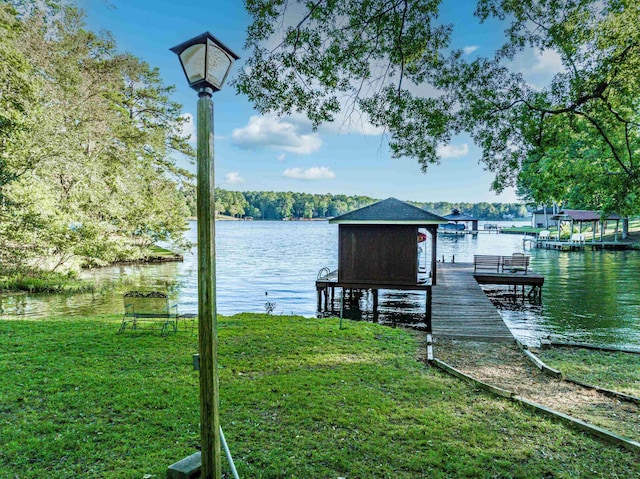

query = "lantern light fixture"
[170, 32, 239, 94]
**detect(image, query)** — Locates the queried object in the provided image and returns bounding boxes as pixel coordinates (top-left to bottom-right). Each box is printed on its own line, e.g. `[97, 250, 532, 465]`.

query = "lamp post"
[170, 32, 239, 479]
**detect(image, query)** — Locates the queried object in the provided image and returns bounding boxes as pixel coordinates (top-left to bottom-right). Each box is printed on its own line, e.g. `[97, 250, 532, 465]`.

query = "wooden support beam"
[430, 227, 438, 285]
[196, 91, 221, 479]
[426, 333, 433, 361]
[168, 452, 201, 479]
[426, 286, 432, 333]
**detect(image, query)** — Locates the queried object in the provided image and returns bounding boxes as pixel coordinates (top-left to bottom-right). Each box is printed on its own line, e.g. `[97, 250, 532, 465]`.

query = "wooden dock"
[529, 239, 634, 251]
[316, 262, 544, 343]
[432, 263, 519, 343]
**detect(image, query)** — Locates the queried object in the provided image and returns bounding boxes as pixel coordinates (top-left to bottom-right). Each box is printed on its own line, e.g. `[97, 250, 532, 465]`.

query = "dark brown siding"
[338, 225, 417, 285]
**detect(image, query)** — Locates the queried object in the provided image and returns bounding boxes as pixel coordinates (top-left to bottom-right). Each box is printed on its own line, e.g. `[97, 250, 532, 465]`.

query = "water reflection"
[0, 221, 638, 349]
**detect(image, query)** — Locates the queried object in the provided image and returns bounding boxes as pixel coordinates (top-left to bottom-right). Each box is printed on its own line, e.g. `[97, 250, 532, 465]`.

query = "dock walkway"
[317, 262, 543, 343]
[432, 263, 515, 343]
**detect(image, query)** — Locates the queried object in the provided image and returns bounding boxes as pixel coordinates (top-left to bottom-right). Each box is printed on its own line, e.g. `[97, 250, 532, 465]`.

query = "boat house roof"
[551, 209, 621, 222]
[533, 207, 555, 215]
[443, 209, 476, 222]
[329, 197, 448, 225]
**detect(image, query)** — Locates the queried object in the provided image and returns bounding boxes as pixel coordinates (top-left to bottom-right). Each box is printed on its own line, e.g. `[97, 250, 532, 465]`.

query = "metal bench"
[118, 291, 178, 336]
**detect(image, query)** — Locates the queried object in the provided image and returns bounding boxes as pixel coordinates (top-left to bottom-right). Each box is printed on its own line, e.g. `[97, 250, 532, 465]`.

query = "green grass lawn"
[537, 347, 640, 398]
[0, 271, 95, 294]
[1, 314, 638, 478]
[500, 226, 543, 234]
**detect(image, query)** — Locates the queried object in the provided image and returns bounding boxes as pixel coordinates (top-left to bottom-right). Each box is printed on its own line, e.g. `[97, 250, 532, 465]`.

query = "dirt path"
[427, 338, 639, 442]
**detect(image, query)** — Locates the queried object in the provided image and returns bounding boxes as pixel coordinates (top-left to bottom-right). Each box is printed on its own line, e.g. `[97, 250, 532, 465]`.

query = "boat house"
[441, 209, 478, 232]
[532, 209, 630, 250]
[531, 207, 558, 228]
[316, 198, 448, 331]
[551, 209, 622, 242]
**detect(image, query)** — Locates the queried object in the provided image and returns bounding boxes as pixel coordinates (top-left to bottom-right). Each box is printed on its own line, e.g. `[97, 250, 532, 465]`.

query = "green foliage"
[0, 271, 93, 294]
[198, 188, 528, 220]
[237, 1, 640, 215]
[1, 314, 638, 478]
[538, 347, 640, 398]
[237, 0, 453, 150]
[0, 2, 194, 274]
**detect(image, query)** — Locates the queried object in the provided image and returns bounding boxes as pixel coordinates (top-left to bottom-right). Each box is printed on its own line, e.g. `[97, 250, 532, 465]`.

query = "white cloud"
[463, 45, 479, 55]
[277, 153, 286, 161]
[179, 113, 196, 144]
[231, 114, 322, 155]
[529, 49, 564, 74]
[224, 172, 244, 184]
[318, 110, 385, 136]
[283, 167, 336, 180]
[437, 143, 469, 158]
[510, 48, 566, 91]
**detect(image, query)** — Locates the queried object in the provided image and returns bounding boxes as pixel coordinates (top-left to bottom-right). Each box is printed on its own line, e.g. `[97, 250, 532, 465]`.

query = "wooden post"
[538, 286, 542, 303]
[317, 288, 322, 312]
[430, 227, 438, 285]
[372, 289, 378, 315]
[196, 91, 222, 479]
[426, 286, 432, 333]
[558, 221, 562, 242]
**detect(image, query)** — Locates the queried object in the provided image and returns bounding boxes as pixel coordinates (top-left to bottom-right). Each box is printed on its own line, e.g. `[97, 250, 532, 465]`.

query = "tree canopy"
[0, 1, 194, 274]
[236, 0, 640, 215]
[202, 188, 528, 221]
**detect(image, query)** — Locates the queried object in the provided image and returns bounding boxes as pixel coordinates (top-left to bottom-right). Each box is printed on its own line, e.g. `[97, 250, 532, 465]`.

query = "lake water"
[1, 220, 638, 349]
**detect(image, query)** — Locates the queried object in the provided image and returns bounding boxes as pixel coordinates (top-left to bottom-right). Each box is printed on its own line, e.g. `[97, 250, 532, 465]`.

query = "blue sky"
[83, 0, 562, 203]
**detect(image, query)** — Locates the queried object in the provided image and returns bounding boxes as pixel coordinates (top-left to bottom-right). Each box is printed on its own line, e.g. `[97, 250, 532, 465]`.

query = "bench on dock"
[502, 253, 529, 273]
[118, 291, 178, 336]
[473, 254, 530, 274]
[570, 233, 585, 244]
[473, 255, 503, 272]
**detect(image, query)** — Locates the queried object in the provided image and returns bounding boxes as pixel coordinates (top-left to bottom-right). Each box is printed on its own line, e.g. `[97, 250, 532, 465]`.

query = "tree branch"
[271, 0, 325, 54]
[395, 0, 408, 95]
[574, 110, 631, 176]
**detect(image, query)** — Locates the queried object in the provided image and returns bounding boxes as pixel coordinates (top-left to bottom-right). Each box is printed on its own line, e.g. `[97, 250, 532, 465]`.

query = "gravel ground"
[417, 336, 639, 442]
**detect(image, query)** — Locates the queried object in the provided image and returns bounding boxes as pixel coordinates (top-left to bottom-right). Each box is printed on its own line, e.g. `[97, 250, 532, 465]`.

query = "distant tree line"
[200, 190, 529, 221]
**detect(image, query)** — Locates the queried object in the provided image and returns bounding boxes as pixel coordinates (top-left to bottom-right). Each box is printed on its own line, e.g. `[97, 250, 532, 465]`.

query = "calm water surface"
[1, 220, 638, 348]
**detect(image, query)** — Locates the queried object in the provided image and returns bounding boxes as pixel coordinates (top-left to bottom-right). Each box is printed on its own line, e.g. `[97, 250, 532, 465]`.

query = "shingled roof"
[443, 208, 477, 222]
[329, 198, 448, 225]
[551, 209, 622, 222]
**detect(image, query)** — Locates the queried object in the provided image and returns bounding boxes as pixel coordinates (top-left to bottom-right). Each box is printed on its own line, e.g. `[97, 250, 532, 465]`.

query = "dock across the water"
[529, 239, 635, 251]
